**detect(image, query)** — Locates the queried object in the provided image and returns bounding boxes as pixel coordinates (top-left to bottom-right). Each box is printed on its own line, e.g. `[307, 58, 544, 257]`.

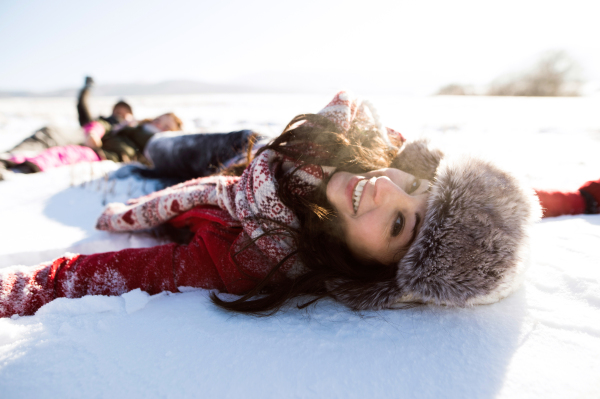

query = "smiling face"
[326, 168, 430, 265]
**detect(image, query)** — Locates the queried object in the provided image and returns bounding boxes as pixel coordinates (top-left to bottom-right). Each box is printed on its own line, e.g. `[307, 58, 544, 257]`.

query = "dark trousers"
[144, 130, 257, 179]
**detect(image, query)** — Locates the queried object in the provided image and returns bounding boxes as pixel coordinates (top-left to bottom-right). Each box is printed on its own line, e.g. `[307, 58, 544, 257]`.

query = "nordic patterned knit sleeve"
[96, 175, 240, 232]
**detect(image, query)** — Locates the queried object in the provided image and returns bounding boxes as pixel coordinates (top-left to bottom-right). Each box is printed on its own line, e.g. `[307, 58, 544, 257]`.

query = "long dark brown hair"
[211, 114, 399, 315]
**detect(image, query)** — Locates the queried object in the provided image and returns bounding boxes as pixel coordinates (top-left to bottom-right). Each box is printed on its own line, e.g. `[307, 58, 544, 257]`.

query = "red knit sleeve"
[535, 189, 586, 217]
[169, 205, 283, 294]
[0, 210, 242, 318]
[0, 205, 287, 318]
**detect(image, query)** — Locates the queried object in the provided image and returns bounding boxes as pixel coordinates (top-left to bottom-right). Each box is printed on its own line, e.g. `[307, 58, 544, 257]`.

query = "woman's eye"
[391, 212, 404, 237]
[408, 178, 421, 194]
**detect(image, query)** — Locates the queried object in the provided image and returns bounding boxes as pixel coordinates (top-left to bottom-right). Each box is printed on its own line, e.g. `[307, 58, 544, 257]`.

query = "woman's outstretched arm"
[0, 210, 247, 319]
[536, 178, 600, 217]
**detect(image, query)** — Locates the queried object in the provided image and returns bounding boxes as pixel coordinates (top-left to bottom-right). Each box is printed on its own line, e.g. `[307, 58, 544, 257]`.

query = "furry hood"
[331, 145, 542, 310]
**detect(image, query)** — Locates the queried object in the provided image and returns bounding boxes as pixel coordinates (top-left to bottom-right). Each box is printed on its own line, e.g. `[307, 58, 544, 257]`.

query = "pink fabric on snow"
[83, 121, 106, 139]
[9, 145, 101, 171]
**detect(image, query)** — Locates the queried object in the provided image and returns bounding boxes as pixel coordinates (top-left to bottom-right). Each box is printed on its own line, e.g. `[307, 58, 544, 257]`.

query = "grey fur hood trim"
[330, 155, 541, 310]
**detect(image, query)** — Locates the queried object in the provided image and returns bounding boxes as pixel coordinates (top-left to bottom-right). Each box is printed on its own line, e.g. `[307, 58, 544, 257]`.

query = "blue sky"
[1, 0, 598, 94]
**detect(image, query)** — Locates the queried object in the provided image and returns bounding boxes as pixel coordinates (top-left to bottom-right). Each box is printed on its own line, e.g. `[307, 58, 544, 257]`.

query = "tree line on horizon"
[437, 50, 584, 97]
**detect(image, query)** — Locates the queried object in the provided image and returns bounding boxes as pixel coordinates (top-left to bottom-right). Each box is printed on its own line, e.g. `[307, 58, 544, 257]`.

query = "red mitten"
[535, 189, 586, 218]
[579, 179, 600, 214]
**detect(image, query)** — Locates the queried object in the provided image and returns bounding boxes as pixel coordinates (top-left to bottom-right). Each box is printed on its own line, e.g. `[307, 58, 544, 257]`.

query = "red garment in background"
[535, 178, 600, 218]
[0, 206, 283, 318]
[535, 190, 586, 217]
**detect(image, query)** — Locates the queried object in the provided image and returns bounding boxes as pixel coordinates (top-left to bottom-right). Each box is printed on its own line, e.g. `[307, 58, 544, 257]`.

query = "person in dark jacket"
[88, 113, 183, 165]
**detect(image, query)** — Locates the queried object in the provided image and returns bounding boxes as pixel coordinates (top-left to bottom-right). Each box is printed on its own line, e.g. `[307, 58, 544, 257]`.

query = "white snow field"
[1, 94, 600, 398]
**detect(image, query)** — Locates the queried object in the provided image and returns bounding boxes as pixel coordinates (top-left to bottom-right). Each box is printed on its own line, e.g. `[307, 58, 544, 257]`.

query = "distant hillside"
[0, 80, 285, 97]
[0, 71, 433, 98]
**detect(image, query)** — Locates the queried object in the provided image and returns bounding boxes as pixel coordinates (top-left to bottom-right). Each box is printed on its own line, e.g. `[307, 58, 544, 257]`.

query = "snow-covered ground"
[1, 94, 600, 398]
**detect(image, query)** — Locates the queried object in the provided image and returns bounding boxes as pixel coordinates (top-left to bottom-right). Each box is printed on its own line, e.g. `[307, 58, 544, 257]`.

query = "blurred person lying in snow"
[0, 112, 183, 177]
[1, 76, 134, 158]
[1, 91, 593, 320]
[0, 76, 144, 178]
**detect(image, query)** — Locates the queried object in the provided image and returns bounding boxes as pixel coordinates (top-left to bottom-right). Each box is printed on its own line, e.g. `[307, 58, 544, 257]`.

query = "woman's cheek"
[355, 215, 376, 240]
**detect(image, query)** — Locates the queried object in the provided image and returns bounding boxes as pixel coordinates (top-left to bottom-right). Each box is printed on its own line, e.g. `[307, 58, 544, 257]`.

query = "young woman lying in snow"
[1, 91, 548, 318]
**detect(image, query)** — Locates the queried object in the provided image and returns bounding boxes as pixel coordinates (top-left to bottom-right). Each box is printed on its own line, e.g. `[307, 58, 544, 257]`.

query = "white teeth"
[353, 179, 368, 212]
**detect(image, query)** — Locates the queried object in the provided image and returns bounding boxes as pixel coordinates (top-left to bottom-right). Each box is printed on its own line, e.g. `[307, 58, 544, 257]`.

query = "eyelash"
[391, 212, 404, 237]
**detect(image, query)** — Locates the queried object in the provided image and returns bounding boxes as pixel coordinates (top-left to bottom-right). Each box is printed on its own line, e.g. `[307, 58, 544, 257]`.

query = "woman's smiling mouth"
[352, 179, 367, 213]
